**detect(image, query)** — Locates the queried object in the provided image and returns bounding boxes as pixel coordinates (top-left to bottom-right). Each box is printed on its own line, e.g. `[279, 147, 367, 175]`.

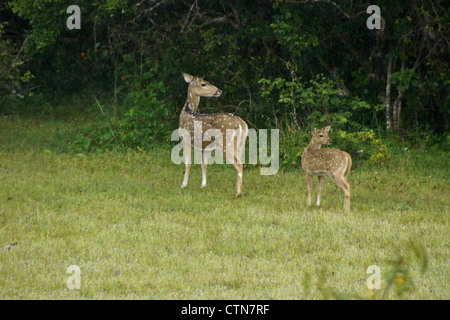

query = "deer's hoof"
[235, 193, 242, 199]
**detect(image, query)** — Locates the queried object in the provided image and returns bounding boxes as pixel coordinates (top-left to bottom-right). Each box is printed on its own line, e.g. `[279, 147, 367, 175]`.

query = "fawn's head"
[310, 126, 332, 147]
[182, 72, 222, 98]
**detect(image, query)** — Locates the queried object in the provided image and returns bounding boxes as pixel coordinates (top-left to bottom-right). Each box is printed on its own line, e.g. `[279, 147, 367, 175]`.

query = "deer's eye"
[319, 135, 324, 137]
[201, 83, 207, 87]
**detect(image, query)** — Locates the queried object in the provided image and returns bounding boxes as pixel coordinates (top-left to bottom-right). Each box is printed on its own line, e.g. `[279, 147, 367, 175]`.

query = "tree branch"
[127, 0, 169, 25]
[283, 0, 366, 19]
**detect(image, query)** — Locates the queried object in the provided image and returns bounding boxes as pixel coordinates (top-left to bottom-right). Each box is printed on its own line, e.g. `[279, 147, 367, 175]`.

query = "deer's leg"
[344, 154, 352, 178]
[231, 148, 243, 197]
[233, 162, 243, 198]
[306, 174, 313, 206]
[201, 151, 209, 188]
[181, 140, 191, 189]
[343, 178, 351, 210]
[316, 175, 323, 207]
[226, 138, 244, 198]
[343, 156, 351, 210]
[332, 175, 351, 211]
[234, 131, 247, 198]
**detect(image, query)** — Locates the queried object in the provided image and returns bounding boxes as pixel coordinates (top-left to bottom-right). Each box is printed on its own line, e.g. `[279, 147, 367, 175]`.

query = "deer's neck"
[184, 87, 200, 113]
[307, 143, 322, 151]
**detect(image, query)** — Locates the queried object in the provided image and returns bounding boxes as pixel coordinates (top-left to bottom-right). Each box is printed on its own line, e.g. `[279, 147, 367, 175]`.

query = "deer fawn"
[179, 72, 248, 198]
[301, 126, 352, 210]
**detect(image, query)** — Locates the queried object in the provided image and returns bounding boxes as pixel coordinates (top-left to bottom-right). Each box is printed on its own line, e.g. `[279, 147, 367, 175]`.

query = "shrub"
[279, 129, 310, 168]
[70, 80, 172, 152]
[117, 80, 171, 149]
[259, 74, 375, 132]
[332, 130, 390, 168]
[0, 24, 33, 102]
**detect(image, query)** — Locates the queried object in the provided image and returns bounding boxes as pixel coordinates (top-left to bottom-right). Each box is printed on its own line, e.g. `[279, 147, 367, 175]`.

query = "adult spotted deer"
[178, 72, 248, 198]
[301, 126, 352, 210]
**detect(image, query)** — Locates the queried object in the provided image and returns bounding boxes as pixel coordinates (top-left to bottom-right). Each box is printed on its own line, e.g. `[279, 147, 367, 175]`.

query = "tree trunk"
[392, 61, 405, 131]
[392, 88, 406, 131]
[385, 56, 393, 132]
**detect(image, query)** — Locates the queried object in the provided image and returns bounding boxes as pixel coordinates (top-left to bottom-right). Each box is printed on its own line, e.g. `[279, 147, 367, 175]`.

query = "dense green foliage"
[0, 0, 448, 159]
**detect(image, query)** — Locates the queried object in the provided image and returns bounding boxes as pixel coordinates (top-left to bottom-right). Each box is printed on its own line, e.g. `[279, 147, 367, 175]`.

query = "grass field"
[0, 117, 448, 299]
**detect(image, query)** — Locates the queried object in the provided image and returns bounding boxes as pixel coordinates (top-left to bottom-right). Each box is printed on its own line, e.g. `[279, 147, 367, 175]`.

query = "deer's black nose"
[215, 89, 222, 96]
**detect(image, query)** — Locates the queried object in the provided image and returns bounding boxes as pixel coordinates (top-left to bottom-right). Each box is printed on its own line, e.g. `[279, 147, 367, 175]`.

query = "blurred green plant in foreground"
[307, 242, 429, 300]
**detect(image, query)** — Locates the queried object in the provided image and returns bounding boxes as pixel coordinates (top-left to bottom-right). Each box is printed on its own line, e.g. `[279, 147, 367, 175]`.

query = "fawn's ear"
[312, 128, 317, 136]
[324, 126, 331, 132]
[182, 72, 193, 83]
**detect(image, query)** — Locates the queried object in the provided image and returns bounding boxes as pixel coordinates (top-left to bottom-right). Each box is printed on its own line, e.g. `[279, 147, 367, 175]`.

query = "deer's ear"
[324, 126, 331, 132]
[312, 128, 317, 136]
[182, 72, 193, 83]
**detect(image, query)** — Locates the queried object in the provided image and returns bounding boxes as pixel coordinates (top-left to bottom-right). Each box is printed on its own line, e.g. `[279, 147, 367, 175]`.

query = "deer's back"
[301, 147, 351, 175]
[179, 110, 247, 151]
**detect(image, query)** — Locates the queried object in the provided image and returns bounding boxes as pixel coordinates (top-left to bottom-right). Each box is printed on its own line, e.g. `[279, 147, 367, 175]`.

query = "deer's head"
[311, 126, 332, 146]
[182, 72, 222, 98]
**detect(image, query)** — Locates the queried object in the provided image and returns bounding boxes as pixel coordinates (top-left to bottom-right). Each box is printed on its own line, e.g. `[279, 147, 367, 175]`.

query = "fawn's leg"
[343, 178, 350, 210]
[333, 175, 350, 211]
[306, 174, 313, 206]
[316, 175, 323, 207]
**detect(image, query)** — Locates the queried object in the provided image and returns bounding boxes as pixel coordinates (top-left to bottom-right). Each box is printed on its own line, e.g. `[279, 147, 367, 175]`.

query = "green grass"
[0, 118, 448, 299]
